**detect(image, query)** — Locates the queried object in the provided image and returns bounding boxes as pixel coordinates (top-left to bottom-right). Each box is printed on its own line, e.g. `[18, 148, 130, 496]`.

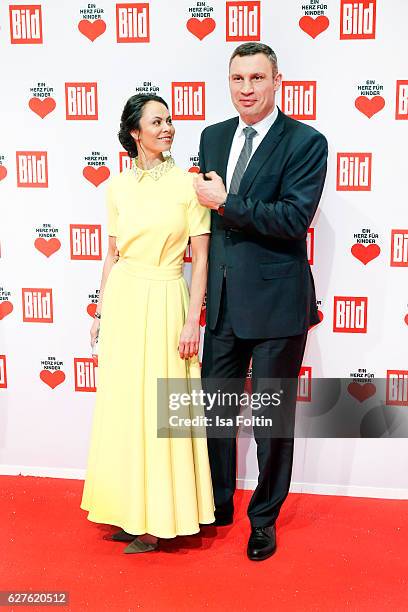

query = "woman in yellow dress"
[80, 93, 215, 553]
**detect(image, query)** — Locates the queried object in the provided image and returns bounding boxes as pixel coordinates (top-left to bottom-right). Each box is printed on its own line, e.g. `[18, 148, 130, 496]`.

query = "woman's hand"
[178, 320, 200, 360]
[90, 318, 100, 351]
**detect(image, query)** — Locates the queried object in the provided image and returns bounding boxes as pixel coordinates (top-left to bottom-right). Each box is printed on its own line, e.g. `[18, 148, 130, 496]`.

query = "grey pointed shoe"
[123, 537, 159, 554]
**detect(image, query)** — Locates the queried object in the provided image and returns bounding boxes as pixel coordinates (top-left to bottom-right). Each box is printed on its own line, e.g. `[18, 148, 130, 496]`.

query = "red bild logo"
[281, 81, 316, 120]
[172, 83, 205, 120]
[0, 355, 7, 388]
[22, 288, 53, 323]
[116, 3, 150, 42]
[119, 152, 132, 172]
[74, 358, 97, 392]
[396, 81, 408, 120]
[226, 1, 260, 41]
[390, 230, 408, 267]
[336, 153, 372, 191]
[16, 151, 48, 187]
[9, 5, 42, 43]
[70, 225, 102, 260]
[297, 366, 312, 402]
[340, 0, 376, 39]
[65, 83, 98, 120]
[386, 370, 408, 406]
[307, 228, 314, 265]
[333, 297, 367, 333]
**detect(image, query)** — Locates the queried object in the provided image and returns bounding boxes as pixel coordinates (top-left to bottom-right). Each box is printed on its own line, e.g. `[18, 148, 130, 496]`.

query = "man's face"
[229, 53, 282, 125]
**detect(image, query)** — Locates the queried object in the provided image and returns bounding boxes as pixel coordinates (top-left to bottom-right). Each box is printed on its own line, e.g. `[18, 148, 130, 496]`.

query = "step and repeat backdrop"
[1, 1, 407, 496]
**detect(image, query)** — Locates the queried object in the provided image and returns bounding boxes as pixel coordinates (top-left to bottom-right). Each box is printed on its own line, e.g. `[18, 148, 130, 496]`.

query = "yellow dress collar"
[132, 156, 175, 182]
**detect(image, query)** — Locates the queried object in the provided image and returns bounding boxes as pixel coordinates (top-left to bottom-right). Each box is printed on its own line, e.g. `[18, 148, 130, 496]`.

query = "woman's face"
[131, 100, 175, 158]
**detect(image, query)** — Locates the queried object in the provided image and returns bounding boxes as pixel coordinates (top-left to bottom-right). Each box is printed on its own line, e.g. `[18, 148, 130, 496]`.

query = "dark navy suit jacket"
[199, 108, 328, 339]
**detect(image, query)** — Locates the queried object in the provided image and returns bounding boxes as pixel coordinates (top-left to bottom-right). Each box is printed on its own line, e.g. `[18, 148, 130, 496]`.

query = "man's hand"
[193, 171, 227, 210]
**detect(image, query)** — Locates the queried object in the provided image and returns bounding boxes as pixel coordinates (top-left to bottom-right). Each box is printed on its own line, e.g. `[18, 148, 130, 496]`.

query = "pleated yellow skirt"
[80, 259, 215, 537]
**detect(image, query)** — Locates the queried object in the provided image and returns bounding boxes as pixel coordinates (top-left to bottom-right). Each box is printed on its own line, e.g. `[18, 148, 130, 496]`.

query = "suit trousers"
[201, 279, 308, 527]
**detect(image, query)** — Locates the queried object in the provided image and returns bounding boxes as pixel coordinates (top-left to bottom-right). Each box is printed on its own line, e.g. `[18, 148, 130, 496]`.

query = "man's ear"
[274, 73, 282, 92]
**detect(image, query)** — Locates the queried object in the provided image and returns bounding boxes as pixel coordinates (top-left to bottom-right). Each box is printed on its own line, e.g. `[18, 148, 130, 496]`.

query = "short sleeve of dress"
[187, 185, 211, 237]
[106, 180, 118, 237]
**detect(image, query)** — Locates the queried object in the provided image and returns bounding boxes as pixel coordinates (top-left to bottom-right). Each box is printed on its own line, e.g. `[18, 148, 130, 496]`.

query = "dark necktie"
[229, 126, 257, 194]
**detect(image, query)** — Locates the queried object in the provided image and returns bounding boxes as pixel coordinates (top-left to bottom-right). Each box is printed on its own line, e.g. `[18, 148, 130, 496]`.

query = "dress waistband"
[116, 258, 183, 280]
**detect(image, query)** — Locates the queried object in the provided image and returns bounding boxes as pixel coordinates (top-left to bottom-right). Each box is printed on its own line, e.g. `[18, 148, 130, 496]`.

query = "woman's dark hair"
[118, 94, 169, 158]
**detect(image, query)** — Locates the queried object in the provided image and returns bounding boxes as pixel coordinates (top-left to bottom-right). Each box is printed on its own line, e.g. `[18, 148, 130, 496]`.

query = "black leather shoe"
[247, 525, 276, 561]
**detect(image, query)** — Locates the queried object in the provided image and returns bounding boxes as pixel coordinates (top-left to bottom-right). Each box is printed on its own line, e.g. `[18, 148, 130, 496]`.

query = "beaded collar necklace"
[132, 156, 175, 181]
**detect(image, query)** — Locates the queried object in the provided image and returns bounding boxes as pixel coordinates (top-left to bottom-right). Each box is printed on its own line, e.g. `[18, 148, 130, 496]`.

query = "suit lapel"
[238, 109, 285, 196]
[214, 117, 238, 184]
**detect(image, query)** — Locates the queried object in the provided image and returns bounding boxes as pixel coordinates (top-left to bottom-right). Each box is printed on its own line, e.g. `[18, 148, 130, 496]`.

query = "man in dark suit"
[194, 42, 328, 561]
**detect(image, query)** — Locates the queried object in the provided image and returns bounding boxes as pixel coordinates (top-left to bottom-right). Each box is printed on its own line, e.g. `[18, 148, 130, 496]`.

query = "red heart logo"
[309, 309, 323, 330]
[34, 237, 61, 257]
[347, 382, 376, 403]
[78, 19, 106, 41]
[355, 96, 385, 118]
[186, 17, 216, 40]
[199, 306, 206, 327]
[188, 166, 200, 173]
[351, 243, 380, 265]
[28, 97, 56, 118]
[0, 166, 7, 181]
[83, 165, 110, 187]
[299, 16, 329, 38]
[0, 301, 13, 320]
[404, 314, 408, 326]
[40, 370, 66, 389]
[87, 303, 97, 318]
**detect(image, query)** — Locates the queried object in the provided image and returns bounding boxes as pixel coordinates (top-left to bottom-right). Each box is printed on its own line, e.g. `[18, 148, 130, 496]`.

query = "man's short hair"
[229, 42, 278, 75]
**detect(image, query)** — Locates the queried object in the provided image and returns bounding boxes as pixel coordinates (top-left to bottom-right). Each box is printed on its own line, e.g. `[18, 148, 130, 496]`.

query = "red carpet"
[1, 475, 407, 611]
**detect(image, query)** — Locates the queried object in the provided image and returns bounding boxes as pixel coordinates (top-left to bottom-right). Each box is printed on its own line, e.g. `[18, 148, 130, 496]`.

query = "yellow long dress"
[80, 157, 215, 537]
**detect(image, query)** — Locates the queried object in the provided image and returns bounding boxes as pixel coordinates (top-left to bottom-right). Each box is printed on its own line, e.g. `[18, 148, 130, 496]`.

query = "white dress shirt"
[226, 105, 279, 192]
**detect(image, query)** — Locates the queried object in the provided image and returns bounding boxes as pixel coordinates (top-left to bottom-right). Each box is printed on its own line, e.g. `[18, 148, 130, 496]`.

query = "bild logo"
[9, 5, 43, 44]
[22, 288, 53, 323]
[281, 81, 316, 120]
[226, 1, 260, 41]
[336, 153, 372, 191]
[16, 151, 48, 187]
[172, 82, 205, 120]
[297, 366, 312, 402]
[390, 230, 408, 267]
[307, 228, 314, 265]
[386, 370, 408, 406]
[0, 355, 7, 389]
[396, 81, 408, 120]
[65, 83, 98, 120]
[333, 296, 367, 333]
[119, 151, 132, 172]
[70, 225, 102, 260]
[116, 3, 150, 42]
[74, 358, 97, 392]
[340, 0, 376, 39]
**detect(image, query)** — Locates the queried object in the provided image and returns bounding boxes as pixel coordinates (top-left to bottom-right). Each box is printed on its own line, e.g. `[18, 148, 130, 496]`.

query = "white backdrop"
[1, 0, 407, 499]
